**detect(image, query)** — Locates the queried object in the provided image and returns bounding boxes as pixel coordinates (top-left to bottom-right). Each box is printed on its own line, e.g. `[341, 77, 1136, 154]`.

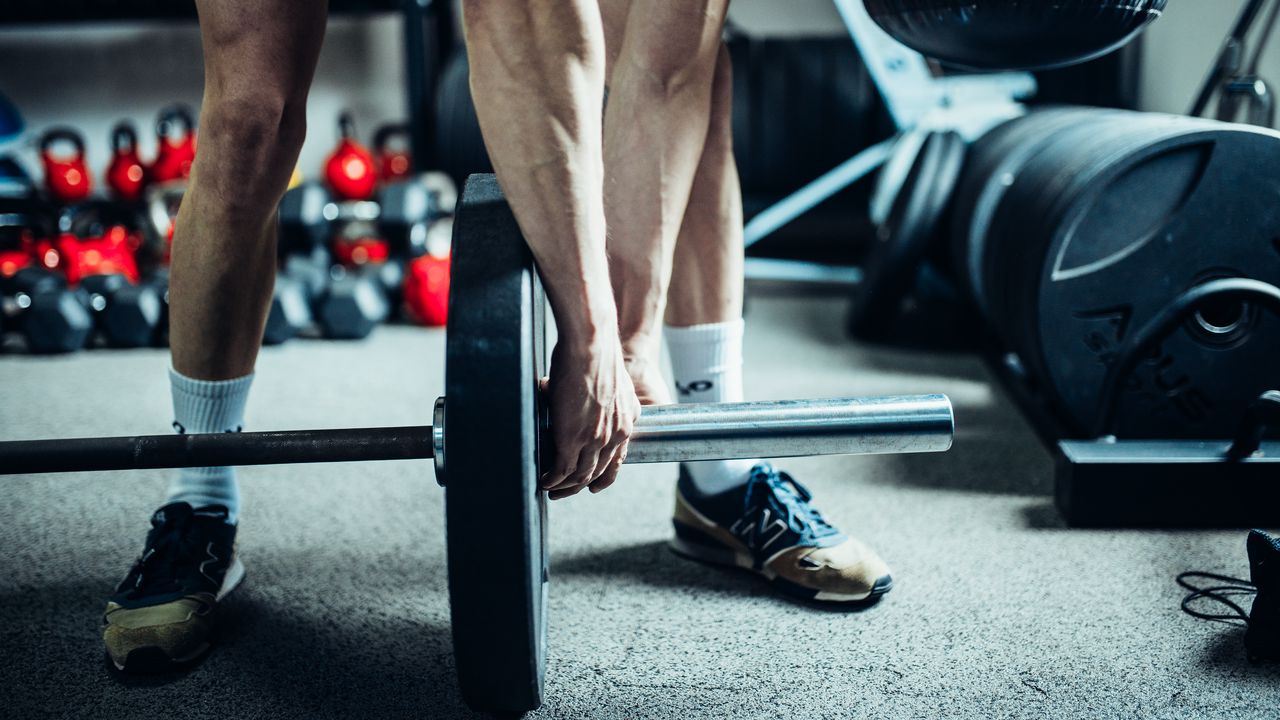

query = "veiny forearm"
[463, 0, 615, 341]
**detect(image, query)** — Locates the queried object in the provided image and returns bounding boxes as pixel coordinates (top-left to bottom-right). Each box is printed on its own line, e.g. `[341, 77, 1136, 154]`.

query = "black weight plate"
[1022, 123, 1280, 437]
[950, 107, 1117, 315]
[979, 111, 1178, 354]
[986, 116, 1154, 344]
[998, 115, 1211, 375]
[849, 130, 966, 340]
[445, 174, 548, 714]
[958, 107, 1129, 314]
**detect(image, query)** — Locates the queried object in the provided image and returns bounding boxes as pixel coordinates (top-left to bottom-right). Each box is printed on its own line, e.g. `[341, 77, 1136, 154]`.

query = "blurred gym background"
[0, 1, 1270, 267]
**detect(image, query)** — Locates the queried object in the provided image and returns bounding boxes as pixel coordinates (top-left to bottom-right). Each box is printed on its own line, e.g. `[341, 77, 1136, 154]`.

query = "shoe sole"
[110, 557, 246, 673]
[671, 524, 893, 604]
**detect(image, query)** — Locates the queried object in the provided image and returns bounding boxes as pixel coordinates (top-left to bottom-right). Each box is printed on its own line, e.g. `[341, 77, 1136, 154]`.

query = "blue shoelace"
[742, 464, 843, 546]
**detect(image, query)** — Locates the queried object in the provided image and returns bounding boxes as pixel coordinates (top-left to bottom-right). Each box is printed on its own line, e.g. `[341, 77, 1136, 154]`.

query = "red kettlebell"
[0, 230, 36, 279]
[402, 253, 450, 326]
[55, 224, 140, 286]
[150, 104, 197, 184]
[374, 123, 413, 184]
[106, 121, 148, 202]
[40, 128, 93, 203]
[324, 112, 377, 201]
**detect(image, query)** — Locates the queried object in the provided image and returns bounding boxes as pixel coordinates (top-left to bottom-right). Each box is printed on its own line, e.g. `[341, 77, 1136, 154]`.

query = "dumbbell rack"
[985, 342, 1280, 529]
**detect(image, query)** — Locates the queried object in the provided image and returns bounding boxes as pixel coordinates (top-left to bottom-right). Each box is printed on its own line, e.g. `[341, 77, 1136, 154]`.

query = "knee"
[201, 90, 306, 163]
[197, 90, 307, 198]
[622, 11, 725, 96]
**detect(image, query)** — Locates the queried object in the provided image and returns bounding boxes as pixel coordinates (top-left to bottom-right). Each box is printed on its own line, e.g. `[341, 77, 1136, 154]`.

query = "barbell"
[0, 174, 956, 713]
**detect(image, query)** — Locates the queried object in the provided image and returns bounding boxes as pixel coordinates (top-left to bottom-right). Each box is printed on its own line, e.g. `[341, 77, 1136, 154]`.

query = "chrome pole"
[625, 395, 954, 464]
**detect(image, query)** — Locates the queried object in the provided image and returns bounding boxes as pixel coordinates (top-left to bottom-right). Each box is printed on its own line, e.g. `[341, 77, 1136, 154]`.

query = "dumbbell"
[278, 181, 333, 258]
[377, 172, 456, 258]
[0, 266, 93, 353]
[263, 249, 331, 346]
[281, 174, 453, 264]
[316, 263, 390, 340]
[265, 254, 390, 343]
[79, 273, 164, 348]
[264, 258, 316, 346]
[144, 269, 170, 347]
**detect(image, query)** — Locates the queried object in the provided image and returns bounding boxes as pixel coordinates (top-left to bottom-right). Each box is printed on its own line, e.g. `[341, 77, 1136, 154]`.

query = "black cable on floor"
[1176, 571, 1257, 625]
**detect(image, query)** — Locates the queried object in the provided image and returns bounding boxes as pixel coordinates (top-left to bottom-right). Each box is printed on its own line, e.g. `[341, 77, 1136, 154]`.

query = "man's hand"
[624, 353, 674, 406]
[542, 335, 641, 500]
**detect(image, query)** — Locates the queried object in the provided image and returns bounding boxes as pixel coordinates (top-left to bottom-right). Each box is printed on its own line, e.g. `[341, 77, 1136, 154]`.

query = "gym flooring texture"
[2, 291, 1277, 719]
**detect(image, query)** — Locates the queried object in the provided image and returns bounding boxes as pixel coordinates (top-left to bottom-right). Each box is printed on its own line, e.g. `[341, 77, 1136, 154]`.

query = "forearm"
[463, 0, 615, 342]
[603, 33, 723, 357]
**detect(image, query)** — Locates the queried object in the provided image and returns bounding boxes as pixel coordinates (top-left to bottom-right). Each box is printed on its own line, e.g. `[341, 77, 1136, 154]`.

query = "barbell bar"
[0, 394, 954, 476]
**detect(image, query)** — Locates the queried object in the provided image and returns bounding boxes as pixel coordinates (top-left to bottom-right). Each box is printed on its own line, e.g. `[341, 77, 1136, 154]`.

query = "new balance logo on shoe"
[730, 507, 790, 555]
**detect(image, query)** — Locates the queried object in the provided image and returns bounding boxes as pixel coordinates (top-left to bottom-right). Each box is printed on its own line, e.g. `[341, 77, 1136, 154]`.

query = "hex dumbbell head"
[377, 180, 432, 258]
[22, 287, 94, 353]
[364, 260, 404, 318]
[100, 283, 163, 348]
[278, 181, 334, 257]
[281, 249, 332, 306]
[1, 267, 92, 353]
[77, 272, 130, 348]
[316, 270, 388, 340]
[143, 269, 170, 347]
[263, 274, 313, 345]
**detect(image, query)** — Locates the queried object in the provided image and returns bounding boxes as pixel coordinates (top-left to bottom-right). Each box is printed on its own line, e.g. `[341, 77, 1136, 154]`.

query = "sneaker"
[103, 502, 244, 672]
[671, 463, 892, 603]
[1246, 529, 1280, 662]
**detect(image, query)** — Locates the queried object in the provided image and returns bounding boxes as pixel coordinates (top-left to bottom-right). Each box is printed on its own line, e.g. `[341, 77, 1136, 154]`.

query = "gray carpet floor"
[1, 291, 1277, 719]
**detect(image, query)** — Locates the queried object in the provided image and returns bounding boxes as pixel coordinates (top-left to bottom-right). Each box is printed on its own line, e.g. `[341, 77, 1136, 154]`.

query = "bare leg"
[598, 0, 730, 404]
[664, 46, 742, 327]
[103, 0, 328, 673]
[170, 0, 327, 379]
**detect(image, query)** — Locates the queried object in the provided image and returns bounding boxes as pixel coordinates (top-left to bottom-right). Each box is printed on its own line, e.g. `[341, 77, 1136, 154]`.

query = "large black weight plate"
[987, 114, 1193, 361]
[977, 112, 1189, 355]
[949, 107, 1120, 316]
[849, 130, 965, 340]
[445, 174, 548, 713]
[1019, 122, 1280, 437]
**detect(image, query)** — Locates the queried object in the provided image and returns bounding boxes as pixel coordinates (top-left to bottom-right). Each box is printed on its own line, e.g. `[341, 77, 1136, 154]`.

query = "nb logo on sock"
[676, 380, 714, 397]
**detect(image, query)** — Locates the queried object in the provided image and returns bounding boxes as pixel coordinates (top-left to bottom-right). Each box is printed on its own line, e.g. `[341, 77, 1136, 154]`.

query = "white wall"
[1140, 0, 1280, 115]
[0, 2, 1274, 188]
[728, 0, 843, 36]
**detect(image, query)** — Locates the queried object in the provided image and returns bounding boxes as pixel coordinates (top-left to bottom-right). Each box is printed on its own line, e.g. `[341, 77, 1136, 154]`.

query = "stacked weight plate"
[952, 108, 1280, 438]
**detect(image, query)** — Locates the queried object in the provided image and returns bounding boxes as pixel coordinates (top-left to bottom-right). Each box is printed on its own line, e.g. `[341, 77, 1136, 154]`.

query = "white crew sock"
[164, 368, 253, 524]
[664, 319, 759, 495]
